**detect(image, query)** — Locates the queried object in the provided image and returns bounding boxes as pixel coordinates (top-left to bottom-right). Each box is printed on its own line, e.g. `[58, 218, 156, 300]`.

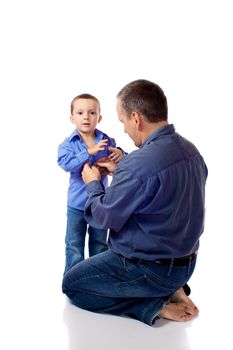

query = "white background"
[0, 1, 232, 349]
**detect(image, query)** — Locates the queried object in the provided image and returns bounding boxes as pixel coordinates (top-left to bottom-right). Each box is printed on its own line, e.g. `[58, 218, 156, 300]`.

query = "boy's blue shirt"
[57, 128, 116, 210]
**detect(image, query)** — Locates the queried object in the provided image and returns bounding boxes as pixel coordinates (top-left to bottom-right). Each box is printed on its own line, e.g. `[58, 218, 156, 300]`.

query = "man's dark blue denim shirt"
[85, 124, 208, 260]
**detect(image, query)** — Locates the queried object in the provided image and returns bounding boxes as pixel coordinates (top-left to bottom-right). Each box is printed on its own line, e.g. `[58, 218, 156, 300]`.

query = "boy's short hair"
[70, 94, 100, 114]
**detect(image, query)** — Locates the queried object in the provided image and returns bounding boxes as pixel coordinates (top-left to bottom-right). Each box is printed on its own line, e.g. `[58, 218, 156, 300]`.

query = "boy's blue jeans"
[64, 206, 108, 273]
[62, 249, 196, 326]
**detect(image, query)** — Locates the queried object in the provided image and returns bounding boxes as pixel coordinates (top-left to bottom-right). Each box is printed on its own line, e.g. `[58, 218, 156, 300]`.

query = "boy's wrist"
[87, 147, 95, 155]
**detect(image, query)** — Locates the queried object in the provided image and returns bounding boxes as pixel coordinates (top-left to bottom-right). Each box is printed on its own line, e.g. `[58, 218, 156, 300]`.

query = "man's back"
[106, 124, 208, 259]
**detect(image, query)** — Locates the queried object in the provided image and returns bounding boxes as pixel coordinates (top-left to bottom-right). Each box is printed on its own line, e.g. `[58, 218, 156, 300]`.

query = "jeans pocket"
[116, 275, 175, 298]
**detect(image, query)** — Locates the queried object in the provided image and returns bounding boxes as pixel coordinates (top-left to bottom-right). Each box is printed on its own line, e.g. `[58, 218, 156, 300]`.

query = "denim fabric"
[62, 250, 196, 325]
[64, 207, 108, 273]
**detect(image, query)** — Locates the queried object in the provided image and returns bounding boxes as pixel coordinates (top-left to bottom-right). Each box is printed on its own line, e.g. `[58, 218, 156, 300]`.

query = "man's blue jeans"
[62, 249, 196, 326]
[64, 206, 108, 273]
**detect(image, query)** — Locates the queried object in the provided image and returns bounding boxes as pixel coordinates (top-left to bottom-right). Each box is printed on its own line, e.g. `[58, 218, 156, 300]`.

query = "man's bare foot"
[170, 288, 199, 315]
[158, 302, 196, 322]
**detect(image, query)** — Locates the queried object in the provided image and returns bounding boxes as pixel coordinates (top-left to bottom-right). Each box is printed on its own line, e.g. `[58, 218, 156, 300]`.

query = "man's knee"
[62, 267, 79, 297]
[62, 275, 101, 312]
[62, 274, 72, 296]
[62, 263, 89, 299]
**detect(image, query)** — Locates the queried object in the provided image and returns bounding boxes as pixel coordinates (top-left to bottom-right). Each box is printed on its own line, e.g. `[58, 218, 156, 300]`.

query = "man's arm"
[82, 163, 148, 231]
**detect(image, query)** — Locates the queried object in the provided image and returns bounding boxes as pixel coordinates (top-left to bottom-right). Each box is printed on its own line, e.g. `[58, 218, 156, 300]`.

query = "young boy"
[58, 94, 124, 273]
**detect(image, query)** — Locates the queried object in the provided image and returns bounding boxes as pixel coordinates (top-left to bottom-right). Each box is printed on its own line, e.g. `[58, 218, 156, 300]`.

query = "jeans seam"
[141, 299, 166, 325]
[68, 271, 117, 288]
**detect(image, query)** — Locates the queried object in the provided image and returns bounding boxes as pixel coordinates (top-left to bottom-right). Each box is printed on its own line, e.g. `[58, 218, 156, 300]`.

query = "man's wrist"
[86, 180, 104, 195]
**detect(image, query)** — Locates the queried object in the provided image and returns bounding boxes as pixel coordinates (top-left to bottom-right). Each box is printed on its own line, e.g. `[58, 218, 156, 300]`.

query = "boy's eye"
[77, 112, 83, 115]
[90, 111, 96, 115]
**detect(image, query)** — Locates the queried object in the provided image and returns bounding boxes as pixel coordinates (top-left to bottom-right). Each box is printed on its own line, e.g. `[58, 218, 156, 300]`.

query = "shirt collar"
[141, 124, 175, 147]
[69, 128, 104, 142]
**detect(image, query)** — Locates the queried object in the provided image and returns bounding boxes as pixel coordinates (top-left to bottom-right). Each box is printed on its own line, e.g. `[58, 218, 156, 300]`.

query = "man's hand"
[87, 139, 109, 155]
[96, 158, 117, 176]
[82, 163, 101, 184]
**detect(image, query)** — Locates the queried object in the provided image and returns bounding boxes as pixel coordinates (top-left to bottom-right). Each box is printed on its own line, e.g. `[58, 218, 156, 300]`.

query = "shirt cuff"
[85, 150, 94, 164]
[86, 180, 104, 195]
[117, 146, 128, 155]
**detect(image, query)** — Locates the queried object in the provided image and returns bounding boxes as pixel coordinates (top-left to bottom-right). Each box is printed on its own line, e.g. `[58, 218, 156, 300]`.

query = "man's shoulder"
[119, 148, 159, 180]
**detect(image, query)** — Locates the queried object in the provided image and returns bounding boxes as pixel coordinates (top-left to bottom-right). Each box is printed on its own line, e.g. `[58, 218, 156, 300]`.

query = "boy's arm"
[57, 140, 92, 172]
[57, 138, 110, 172]
[107, 137, 128, 162]
[108, 147, 124, 162]
[87, 139, 109, 155]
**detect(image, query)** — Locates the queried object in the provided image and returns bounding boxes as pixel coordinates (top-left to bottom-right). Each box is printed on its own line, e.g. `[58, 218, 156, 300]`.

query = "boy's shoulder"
[69, 129, 80, 141]
[59, 129, 81, 146]
[95, 128, 115, 143]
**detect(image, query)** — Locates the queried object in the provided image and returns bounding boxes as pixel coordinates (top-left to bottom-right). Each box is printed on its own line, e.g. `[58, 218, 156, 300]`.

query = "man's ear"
[97, 115, 102, 123]
[132, 112, 143, 131]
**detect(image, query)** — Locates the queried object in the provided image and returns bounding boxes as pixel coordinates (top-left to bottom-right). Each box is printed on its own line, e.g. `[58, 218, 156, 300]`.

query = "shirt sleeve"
[57, 138, 93, 172]
[108, 136, 127, 155]
[108, 137, 116, 148]
[84, 166, 147, 231]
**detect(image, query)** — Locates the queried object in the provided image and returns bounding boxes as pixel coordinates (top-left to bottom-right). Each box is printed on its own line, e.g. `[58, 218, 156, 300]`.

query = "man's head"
[70, 94, 102, 135]
[117, 79, 168, 122]
[116, 79, 168, 147]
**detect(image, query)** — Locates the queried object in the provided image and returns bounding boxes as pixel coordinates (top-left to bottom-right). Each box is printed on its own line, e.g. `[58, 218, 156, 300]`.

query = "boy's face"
[70, 98, 102, 135]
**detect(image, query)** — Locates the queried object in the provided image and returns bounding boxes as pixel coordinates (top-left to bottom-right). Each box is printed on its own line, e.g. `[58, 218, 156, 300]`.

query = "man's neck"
[141, 121, 168, 144]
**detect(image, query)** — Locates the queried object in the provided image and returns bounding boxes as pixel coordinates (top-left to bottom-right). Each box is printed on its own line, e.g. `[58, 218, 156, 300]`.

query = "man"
[62, 79, 208, 326]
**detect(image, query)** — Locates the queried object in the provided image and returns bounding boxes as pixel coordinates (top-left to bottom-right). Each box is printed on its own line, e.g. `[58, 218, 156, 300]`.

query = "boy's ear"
[98, 115, 102, 123]
[70, 115, 75, 124]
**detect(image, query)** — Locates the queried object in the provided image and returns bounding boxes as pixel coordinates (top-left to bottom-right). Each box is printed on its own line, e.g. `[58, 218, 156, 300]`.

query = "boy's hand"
[108, 147, 124, 163]
[82, 163, 101, 184]
[87, 139, 109, 155]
